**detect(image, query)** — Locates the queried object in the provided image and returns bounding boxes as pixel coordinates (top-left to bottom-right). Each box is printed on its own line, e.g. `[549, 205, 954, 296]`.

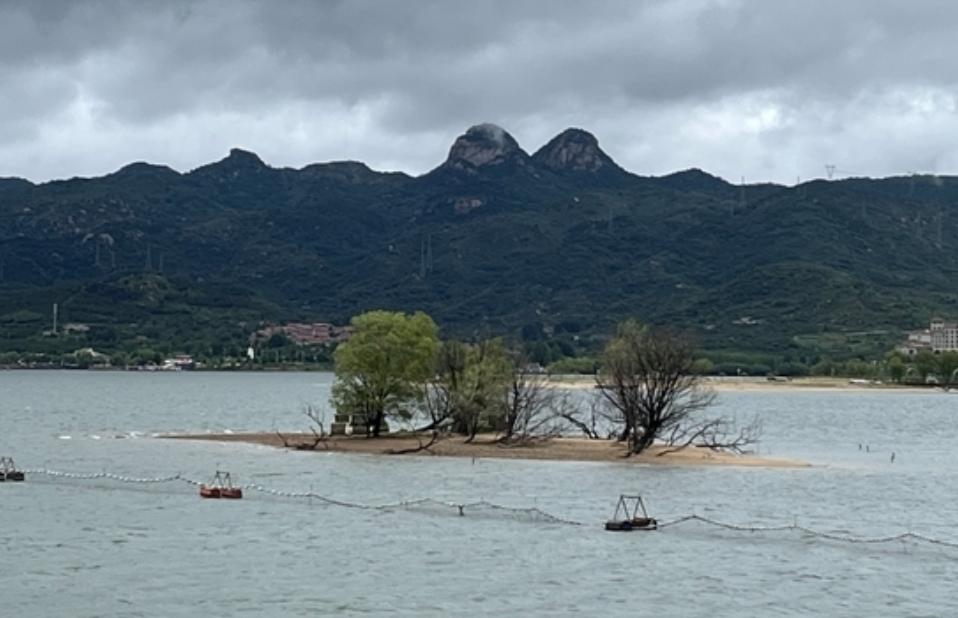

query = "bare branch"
[657, 415, 764, 455]
[498, 368, 565, 442]
[550, 390, 606, 440]
[280, 404, 330, 451]
[386, 429, 446, 455]
[595, 320, 761, 454]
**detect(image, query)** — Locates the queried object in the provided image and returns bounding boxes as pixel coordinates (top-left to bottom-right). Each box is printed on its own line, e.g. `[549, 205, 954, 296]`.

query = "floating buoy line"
[7, 462, 958, 550]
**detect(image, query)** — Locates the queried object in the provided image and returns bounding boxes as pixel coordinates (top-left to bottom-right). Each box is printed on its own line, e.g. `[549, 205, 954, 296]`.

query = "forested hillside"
[2, 123, 956, 362]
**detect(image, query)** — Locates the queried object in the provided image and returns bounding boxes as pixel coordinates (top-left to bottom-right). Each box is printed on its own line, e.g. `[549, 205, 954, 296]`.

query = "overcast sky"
[3, 0, 958, 185]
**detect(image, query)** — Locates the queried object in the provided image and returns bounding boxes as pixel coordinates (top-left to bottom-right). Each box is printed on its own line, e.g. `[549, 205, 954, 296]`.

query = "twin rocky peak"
[201, 123, 623, 179]
[441, 123, 621, 175]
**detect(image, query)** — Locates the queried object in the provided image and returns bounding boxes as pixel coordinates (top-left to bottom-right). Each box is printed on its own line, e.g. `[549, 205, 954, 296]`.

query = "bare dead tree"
[275, 404, 329, 451]
[658, 414, 764, 455]
[385, 427, 446, 455]
[497, 368, 569, 444]
[596, 320, 757, 455]
[428, 340, 465, 429]
[552, 391, 610, 440]
[382, 379, 459, 455]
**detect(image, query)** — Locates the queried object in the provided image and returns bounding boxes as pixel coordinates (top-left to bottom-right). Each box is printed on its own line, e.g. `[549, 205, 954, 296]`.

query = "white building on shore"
[900, 317, 958, 355]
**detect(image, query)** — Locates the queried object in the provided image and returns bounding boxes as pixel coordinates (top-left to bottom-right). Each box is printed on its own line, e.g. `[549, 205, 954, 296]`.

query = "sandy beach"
[165, 432, 809, 468]
[554, 375, 936, 393]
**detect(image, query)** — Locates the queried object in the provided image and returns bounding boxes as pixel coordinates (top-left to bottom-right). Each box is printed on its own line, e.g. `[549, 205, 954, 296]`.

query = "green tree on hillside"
[935, 351, 958, 387]
[331, 310, 439, 437]
[912, 350, 938, 383]
[885, 352, 907, 383]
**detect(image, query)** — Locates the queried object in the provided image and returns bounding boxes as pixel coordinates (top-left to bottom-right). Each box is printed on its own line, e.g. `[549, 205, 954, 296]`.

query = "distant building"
[74, 347, 112, 367]
[900, 317, 958, 355]
[160, 355, 195, 370]
[930, 317, 958, 351]
[252, 322, 353, 346]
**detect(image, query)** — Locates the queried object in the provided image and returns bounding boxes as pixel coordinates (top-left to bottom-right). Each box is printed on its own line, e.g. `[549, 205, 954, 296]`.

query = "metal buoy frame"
[199, 470, 243, 499]
[605, 495, 657, 531]
[0, 457, 24, 482]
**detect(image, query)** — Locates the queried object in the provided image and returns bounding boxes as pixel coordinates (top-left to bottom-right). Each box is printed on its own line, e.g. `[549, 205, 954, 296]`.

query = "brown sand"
[554, 375, 934, 393]
[160, 376, 939, 467]
[164, 432, 809, 468]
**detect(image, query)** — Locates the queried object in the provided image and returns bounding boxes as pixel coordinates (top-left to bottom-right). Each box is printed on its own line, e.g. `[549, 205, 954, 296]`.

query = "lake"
[1, 371, 956, 617]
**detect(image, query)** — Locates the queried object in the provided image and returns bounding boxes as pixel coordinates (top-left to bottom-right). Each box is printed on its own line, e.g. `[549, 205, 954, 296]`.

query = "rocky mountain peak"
[189, 148, 269, 180]
[443, 123, 527, 170]
[224, 148, 267, 168]
[531, 128, 616, 173]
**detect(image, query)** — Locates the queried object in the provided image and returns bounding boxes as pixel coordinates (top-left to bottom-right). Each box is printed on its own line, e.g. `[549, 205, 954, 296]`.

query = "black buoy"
[0, 457, 24, 482]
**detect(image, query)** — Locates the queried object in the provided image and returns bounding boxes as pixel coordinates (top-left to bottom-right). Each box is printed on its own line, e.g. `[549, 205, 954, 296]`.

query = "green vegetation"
[432, 337, 514, 439]
[332, 310, 578, 442]
[331, 310, 440, 436]
[3, 132, 958, 365]
[0, 273, 333, 369]
[331, 313, 762, 455]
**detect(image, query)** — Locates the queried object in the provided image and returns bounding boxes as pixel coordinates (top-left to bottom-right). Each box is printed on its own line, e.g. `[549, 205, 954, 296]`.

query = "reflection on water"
[1, 371, 957, 617]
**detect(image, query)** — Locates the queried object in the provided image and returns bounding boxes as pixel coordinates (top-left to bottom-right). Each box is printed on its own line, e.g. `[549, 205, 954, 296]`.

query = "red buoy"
[199, 471, 242, 499]
[199, 486, 221, 499]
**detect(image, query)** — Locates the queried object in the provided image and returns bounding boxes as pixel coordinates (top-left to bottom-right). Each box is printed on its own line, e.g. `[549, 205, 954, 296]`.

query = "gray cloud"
[2, 0, 958, 183]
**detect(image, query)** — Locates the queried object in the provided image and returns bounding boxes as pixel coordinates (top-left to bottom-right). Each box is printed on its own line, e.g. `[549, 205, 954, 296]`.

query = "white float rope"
[21, 468, 958, 547]
[25, 467, 583, 524]
[657, 513, 958, 548]
[24, 468, 183, 484]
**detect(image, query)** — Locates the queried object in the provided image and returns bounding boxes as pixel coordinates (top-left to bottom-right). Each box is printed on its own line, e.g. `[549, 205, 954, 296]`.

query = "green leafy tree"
[885, 352, 906, 383]
[423, 338, 514, 440]
[548, 356, 599, 375]
[331, 310, 439, 437]
[448, 338, 513, 440]
[912, 350, 938, 383]
[843, 359, 877, 379]
[809, 358, 837, 376]
[935, 351, 958, 387]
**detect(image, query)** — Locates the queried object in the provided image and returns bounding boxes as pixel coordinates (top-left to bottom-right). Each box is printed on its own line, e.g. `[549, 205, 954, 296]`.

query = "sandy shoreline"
[164, 432, 809, 468]
[553, 376, 937, 393]
[159, 377, 941, 468]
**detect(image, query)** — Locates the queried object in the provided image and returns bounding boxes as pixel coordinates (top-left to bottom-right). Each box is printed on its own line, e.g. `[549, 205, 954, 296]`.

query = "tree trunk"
[630, 428, 655, 454]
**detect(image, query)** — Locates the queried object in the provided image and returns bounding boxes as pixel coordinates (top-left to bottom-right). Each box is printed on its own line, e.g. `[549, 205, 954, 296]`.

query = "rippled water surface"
[1, 371, 957, 617]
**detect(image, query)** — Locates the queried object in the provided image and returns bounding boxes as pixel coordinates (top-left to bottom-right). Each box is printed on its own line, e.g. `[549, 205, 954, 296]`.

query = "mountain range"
[2, 122, 956, 360]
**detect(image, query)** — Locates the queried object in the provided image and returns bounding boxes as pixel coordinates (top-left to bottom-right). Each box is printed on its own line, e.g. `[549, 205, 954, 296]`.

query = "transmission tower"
[419, 235, 433, 278]
[427, 234, 433, 272]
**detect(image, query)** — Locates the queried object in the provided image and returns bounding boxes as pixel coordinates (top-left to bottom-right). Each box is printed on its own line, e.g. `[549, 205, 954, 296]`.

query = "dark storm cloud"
[2, 0, 958, 182]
